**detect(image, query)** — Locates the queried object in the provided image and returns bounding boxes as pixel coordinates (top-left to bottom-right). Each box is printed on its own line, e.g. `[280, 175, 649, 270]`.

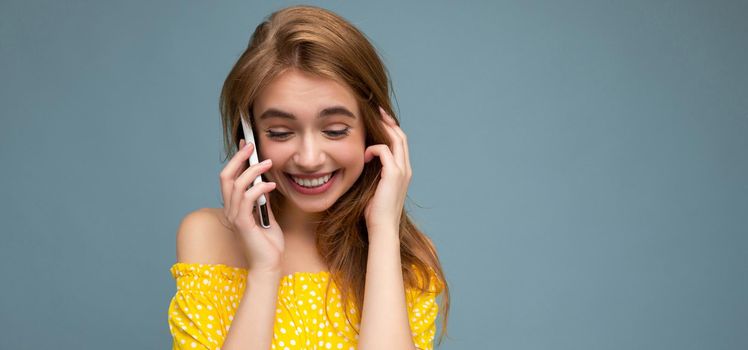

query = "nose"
[292, 135, 327, 172]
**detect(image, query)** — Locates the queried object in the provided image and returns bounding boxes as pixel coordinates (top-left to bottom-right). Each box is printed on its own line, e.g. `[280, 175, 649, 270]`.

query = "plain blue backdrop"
[1, 0, 746, 349]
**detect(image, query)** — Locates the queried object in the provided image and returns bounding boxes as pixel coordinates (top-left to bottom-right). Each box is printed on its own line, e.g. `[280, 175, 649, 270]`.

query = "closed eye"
[265, 127, 351, 140]
[324, 128, 351, 137]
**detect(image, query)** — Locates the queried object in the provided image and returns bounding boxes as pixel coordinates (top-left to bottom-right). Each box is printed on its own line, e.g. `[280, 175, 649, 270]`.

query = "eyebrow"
[257, 106, 357, 121]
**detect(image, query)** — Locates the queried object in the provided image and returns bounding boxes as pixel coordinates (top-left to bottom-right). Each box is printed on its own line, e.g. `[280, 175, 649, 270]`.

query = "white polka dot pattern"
[167, 263, 441, 350]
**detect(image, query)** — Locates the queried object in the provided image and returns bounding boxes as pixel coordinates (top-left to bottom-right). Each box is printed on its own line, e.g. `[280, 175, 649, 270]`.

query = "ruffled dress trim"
[170, 262, 333, 292]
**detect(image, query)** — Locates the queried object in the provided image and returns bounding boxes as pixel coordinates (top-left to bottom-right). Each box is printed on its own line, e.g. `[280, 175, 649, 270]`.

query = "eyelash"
[265, 128, 351, 140]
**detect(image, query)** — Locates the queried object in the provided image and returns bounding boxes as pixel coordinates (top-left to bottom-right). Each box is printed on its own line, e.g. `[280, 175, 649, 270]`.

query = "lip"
[285, 170, 338, 195]
[287, 171, 336, 179]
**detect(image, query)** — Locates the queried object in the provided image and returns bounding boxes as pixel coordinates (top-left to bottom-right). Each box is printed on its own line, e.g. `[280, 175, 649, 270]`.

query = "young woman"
[168, 5, 450, 350]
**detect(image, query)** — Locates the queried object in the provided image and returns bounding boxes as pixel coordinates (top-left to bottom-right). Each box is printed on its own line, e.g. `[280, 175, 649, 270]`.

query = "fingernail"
[261, 159, 271, 165]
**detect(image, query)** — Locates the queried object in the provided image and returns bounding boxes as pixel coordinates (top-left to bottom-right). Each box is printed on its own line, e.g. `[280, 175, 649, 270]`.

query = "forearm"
[221, 271, 282, 350]
[357, 227, 417, 350]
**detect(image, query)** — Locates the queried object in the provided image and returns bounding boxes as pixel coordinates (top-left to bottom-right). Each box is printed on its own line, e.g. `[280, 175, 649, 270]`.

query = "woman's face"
[252, 68, 367, 214]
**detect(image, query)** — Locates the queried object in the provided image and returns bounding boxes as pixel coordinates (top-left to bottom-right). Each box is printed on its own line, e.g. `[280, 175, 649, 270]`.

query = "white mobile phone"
[240, 114, 271, 229]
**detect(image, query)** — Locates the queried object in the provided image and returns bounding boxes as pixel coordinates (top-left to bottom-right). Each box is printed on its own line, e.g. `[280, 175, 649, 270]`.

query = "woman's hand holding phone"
[219, 138, 285, 276]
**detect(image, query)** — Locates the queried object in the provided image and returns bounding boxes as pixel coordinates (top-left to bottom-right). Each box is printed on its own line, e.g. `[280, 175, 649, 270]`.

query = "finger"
[231, 159, 272, 220]
[220, 141, 253, 208]
[378, 107, 406, 172]
[237, 181, 276, 229]
[380, 108, 412, 179]
[389, 120, 411, 179]
[232, 141, 252, 179]
[364, 144, 396, 176]
[238, 139, 248, 172]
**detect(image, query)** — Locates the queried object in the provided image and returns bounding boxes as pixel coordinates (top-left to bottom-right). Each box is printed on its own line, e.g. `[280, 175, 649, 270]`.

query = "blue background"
[1, 0, 746, 349]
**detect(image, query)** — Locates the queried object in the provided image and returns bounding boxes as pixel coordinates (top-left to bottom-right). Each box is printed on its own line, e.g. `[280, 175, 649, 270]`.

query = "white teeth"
[291, 172, 333, 187]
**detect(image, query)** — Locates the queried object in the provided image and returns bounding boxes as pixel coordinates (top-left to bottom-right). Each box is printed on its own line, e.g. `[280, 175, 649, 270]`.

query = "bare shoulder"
[175, 207, 248, 269]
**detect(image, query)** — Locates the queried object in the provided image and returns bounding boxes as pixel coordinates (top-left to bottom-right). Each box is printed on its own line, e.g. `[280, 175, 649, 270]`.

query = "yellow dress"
[168, 263, 442, 350]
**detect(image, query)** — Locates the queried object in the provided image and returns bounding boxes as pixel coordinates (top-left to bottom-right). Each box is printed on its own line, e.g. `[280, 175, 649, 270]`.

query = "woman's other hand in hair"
[363, 107, 412, 237]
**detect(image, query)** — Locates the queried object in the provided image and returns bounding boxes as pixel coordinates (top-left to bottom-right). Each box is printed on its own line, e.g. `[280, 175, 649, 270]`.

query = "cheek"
[340, 140, 366, 170]
[341, 149, 364, 166]
[257, 146, 286, 182]
[258, 142, 290, 162]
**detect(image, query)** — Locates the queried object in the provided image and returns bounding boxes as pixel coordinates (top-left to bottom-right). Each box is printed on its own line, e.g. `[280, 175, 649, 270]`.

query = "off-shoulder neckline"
[171, 262, 331, 280]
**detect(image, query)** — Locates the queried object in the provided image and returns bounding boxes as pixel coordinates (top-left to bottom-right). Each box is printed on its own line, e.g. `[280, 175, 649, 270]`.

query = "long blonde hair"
[218, 5, 450, 344]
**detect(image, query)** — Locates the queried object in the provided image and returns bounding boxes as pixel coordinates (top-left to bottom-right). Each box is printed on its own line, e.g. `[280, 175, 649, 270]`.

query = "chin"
[295, 197, 338, 214]
[273, 189, 336, 213]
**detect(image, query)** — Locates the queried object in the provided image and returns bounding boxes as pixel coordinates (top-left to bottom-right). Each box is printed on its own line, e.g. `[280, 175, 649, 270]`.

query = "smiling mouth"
[285, 170, 338, 188]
